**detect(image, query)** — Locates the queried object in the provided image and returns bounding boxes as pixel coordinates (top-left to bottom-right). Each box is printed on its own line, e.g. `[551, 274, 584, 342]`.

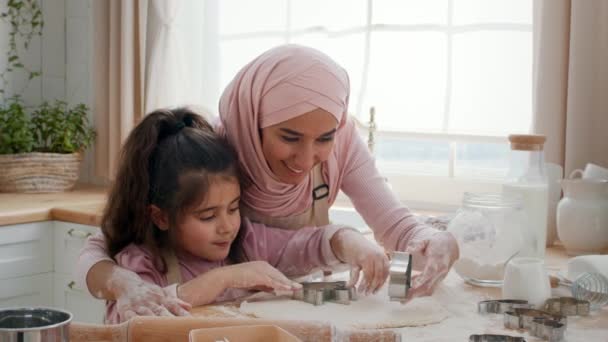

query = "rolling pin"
[70, 316, 400, 342]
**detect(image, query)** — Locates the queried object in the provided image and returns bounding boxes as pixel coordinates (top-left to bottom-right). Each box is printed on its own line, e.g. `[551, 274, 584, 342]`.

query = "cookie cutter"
[293, 281, 357, 306]
[469, 334, 526, 342]
[503, 308, 567, 341]
[477, 299, 533, 314]
[388, 251, 413, 301]
[528, 317, 567, 342]
[503, 308, 567, 330]
[544, 297, 590, 316]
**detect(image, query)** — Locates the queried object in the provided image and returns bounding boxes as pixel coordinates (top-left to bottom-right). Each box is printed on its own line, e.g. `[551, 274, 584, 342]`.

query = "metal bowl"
[0, 307, 72, 342]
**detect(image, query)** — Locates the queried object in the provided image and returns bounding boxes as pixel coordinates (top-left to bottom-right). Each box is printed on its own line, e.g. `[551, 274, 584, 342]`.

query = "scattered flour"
[239, 285, 449, 329]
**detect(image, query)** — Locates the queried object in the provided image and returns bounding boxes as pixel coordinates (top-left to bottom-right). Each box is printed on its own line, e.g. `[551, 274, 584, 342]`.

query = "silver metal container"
[0, 307, 72, 342]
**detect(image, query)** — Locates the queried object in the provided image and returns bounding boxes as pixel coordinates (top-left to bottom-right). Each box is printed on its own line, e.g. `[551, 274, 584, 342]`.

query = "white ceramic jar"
[557, 178, 608, 255]
[502, 257, 551, 308]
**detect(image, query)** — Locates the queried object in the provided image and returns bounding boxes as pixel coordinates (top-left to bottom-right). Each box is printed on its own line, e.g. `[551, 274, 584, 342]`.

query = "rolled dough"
[239, 286, 449, 329]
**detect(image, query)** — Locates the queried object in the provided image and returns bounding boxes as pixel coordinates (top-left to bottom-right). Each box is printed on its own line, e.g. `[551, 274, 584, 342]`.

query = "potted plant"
[0, 100, 96, 193]
[0, 1, 96, 193]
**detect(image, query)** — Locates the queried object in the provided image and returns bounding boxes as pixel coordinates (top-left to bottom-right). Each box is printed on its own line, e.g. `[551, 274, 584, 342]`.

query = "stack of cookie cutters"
[293, 280, 357, 306]
[388, 251, 413, 301]
[477, 296, 591, 341]
[503, 308, 567, 341]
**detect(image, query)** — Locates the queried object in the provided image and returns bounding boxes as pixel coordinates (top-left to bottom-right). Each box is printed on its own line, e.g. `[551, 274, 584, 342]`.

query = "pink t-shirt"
[104, 218, 342, 323]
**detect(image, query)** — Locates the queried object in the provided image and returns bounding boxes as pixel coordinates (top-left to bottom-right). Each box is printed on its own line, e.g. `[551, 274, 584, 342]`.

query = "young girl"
[102, 108, 389, 323]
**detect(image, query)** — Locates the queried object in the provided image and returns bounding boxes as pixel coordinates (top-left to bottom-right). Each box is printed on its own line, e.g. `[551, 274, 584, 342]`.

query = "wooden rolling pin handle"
[70, 316, 399, 342]
[70, 321, 128, 342]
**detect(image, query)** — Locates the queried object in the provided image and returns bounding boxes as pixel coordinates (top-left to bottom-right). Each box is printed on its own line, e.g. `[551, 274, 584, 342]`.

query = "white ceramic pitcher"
[557, 177, 608, 256]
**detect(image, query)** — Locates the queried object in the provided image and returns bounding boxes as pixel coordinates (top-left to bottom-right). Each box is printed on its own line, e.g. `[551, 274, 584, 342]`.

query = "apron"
[165, 164, 331, 284]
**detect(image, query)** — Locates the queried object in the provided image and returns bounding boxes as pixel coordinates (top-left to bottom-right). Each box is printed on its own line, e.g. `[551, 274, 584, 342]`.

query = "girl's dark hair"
[101, 108, 244, 270]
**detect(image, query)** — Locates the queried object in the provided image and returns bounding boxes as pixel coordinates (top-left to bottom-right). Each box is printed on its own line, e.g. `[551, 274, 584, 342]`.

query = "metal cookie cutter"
[544, 297, 590, 316]
[388, 251, 413, 301]
[504, 308, 567, 330]
[477, 300, 533, 315]
[293, 281, 357, 306]
[529, 317, 566, 342]
[469, 334, 526, 342]
[504, 308, 567, 341]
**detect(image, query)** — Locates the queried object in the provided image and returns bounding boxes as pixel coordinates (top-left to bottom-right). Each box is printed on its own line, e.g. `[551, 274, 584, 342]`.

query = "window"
[184, 0, 533, 210]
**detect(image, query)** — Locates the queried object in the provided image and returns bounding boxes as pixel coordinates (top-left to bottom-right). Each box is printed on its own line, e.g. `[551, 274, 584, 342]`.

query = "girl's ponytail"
[101, 109, 213, 258]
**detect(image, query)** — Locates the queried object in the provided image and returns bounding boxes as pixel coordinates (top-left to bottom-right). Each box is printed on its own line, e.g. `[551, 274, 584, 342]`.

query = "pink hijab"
[217, 45, 350, 216]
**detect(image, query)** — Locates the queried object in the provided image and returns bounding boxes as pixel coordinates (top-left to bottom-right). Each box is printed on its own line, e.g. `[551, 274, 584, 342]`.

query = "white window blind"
[180, 0, 533, 210]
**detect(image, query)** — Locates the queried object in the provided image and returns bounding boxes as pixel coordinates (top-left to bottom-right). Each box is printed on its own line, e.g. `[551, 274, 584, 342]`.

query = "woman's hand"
[402, 231, 459, 303]
[109, 269, 191, 321]
[331, 229, 390, 295]
[223, 261, 303, 292]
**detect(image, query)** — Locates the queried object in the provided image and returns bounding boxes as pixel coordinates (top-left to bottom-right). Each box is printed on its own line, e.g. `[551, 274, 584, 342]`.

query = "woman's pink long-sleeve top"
[105, 219, 342, 323]
[78, 118, 438, 297]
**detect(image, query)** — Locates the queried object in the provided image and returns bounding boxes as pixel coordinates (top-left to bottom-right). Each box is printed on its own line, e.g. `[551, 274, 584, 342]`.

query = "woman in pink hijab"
[77, 45, 458, 317]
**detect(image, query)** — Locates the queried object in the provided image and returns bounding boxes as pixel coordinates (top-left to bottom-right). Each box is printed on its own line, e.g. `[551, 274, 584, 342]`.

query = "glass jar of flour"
[448, 192, 531, 287]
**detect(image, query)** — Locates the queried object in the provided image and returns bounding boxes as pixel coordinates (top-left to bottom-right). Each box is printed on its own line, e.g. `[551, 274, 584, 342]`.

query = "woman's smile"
[283, 161, 305, 174]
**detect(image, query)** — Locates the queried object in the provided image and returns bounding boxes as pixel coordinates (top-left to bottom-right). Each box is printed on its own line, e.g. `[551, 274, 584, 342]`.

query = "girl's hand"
[112, 273, 191, 321]
[331, 229, 390, 295]
[401, 231, 459, 303]
[223, 261, 303, 292]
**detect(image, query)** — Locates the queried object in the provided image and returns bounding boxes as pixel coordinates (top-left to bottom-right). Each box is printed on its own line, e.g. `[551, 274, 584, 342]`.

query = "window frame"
[211, 0, 533, 210]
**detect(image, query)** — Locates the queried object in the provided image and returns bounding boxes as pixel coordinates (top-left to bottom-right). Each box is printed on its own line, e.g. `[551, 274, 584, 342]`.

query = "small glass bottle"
[502, 134, 549, 258]
[448, 192, 529, 287]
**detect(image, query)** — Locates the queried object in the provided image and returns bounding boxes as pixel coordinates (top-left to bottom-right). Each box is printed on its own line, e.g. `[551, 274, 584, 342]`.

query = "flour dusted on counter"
[239, 285, 449, 329]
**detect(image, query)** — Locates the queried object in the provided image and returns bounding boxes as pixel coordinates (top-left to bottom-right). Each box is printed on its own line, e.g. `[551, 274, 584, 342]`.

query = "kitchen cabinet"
[0, 274, 53, 307]
[54, 221, 105, 323]
[54, 222, 97, 274]
[0, 222, 53, 279]
[53, 272, 105, 324]
[0, 221, 105, 323]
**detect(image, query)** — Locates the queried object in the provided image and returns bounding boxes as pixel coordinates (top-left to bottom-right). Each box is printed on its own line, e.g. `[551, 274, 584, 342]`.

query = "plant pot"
[0, 152, 82, 193]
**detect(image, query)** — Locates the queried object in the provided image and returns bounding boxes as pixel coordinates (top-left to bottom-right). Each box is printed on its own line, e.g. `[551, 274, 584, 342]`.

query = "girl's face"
[261, 108, 338, 184]
[174, 176, 241, 261]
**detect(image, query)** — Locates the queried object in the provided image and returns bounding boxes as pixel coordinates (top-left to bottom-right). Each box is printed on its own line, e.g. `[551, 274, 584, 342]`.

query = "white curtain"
[144, 0, 186, 112]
